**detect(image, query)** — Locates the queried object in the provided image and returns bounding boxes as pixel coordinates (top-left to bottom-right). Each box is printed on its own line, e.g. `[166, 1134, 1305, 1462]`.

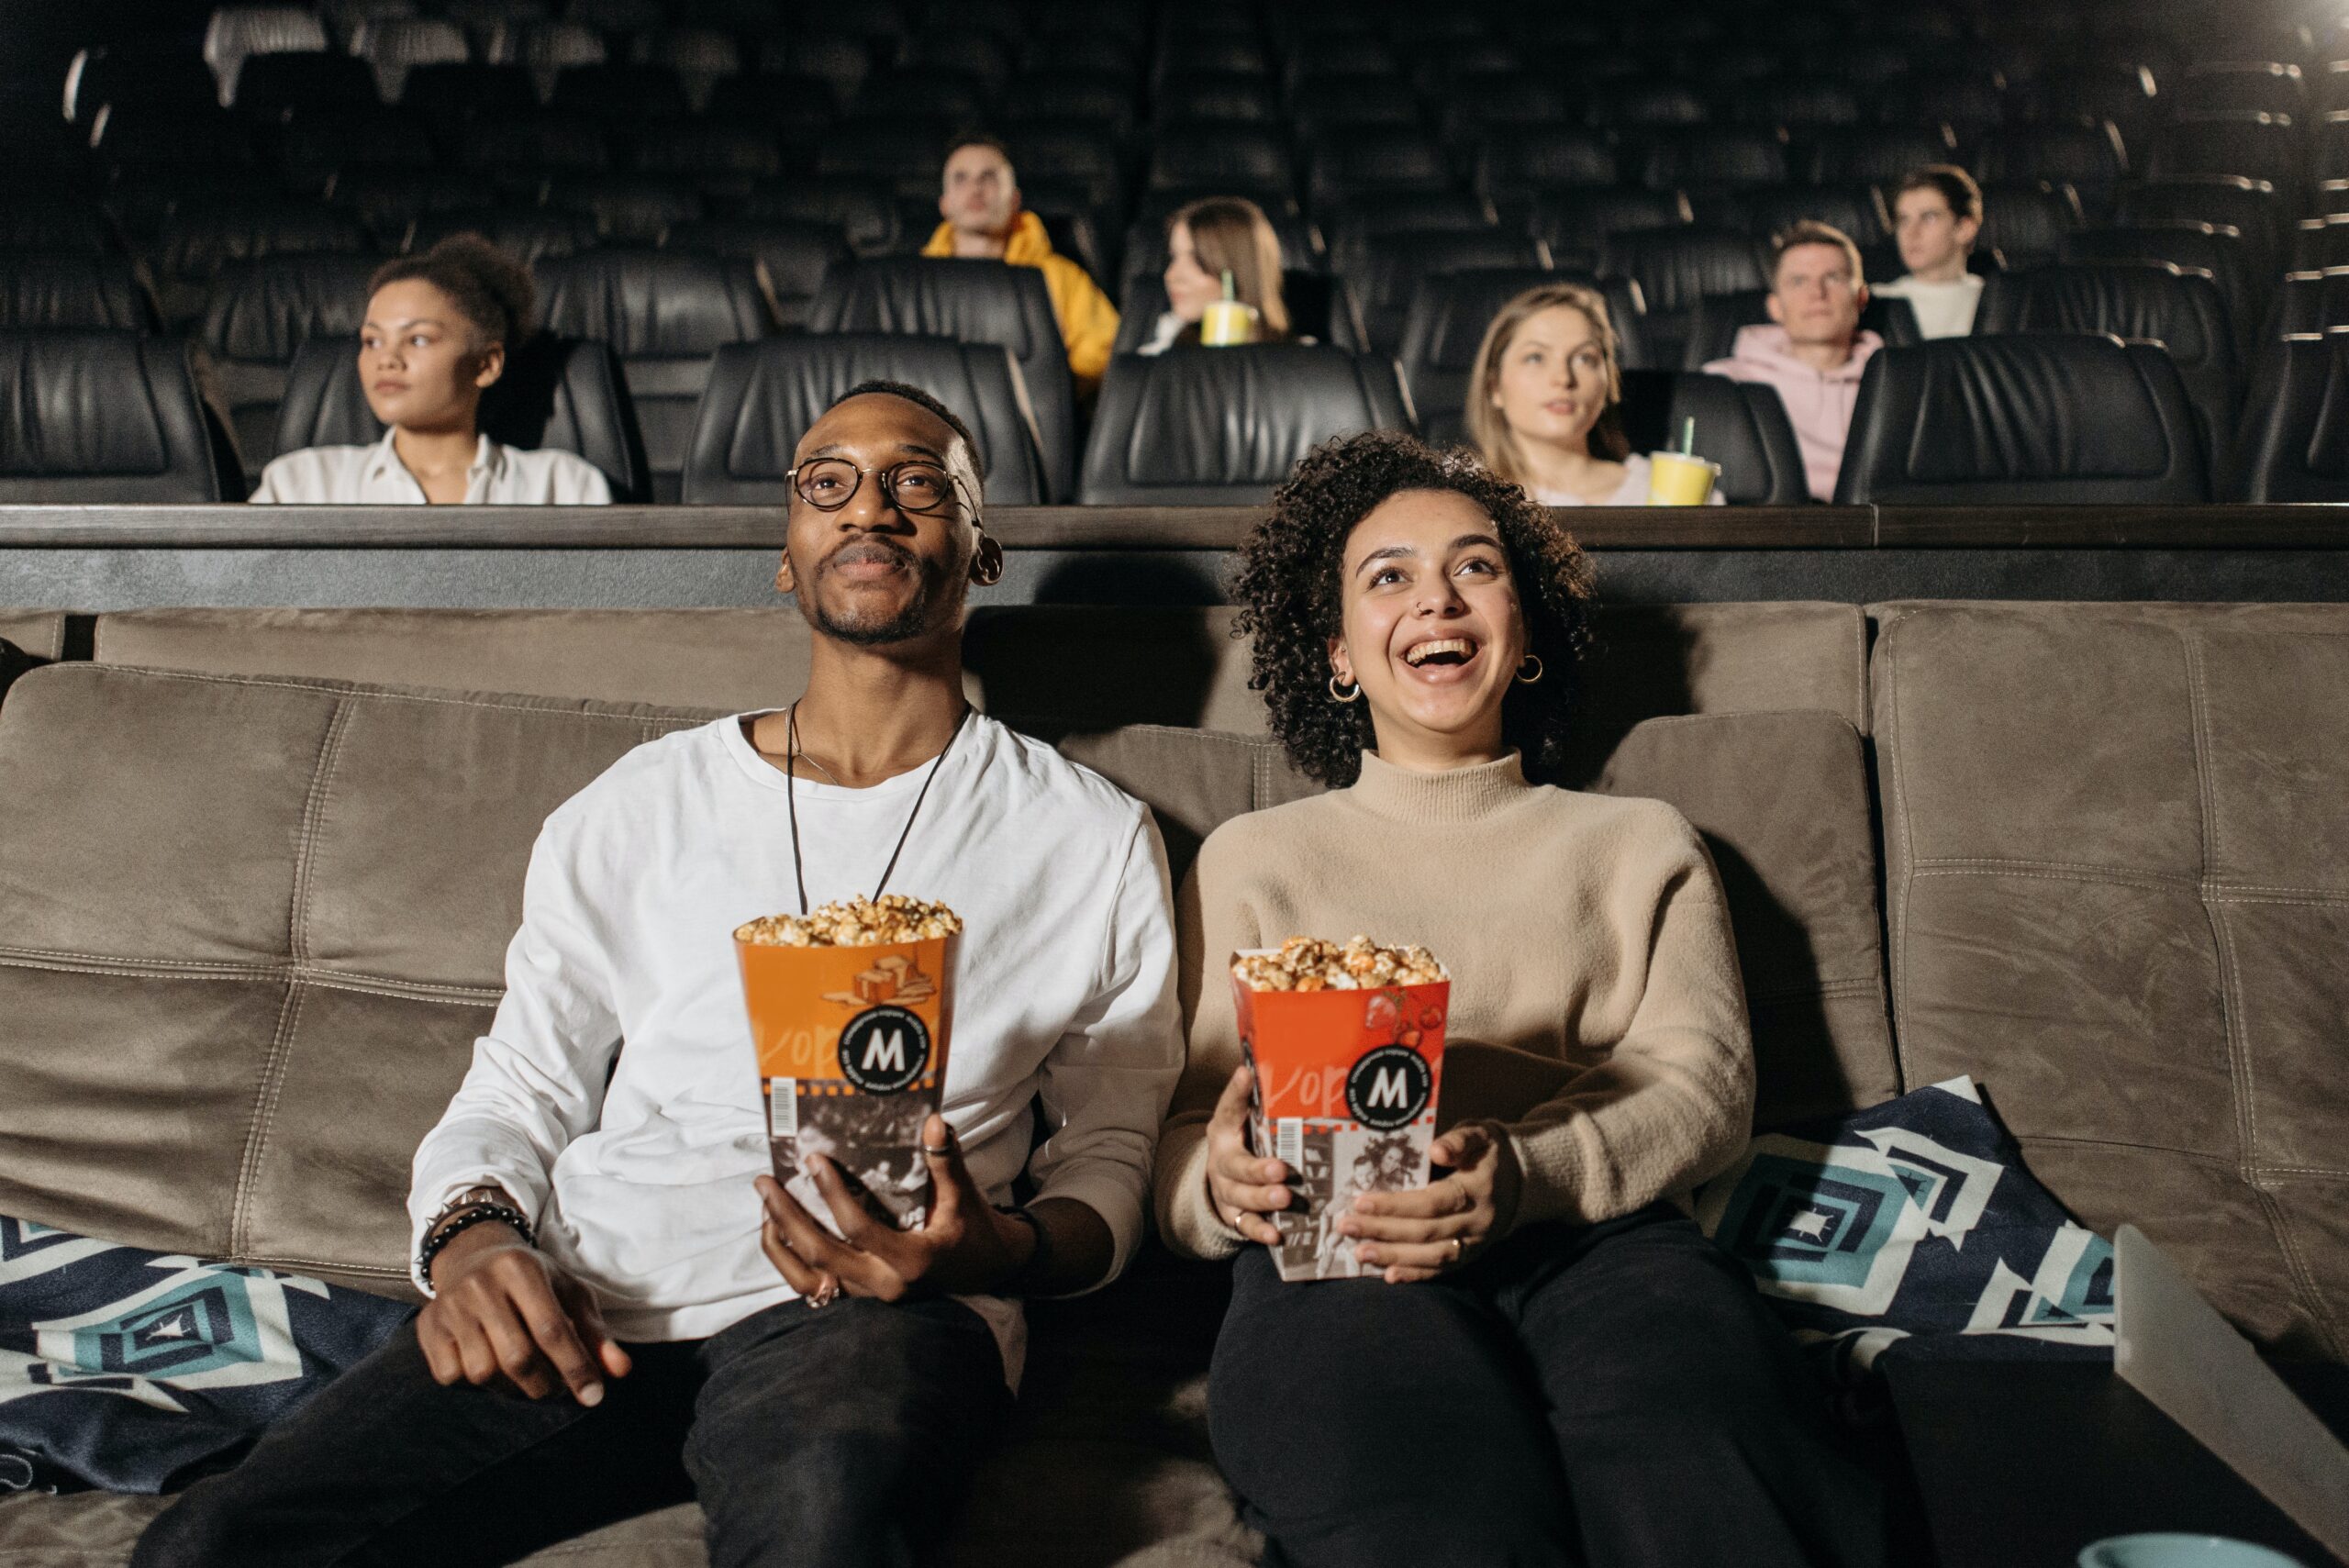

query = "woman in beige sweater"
[1156, 431, 1881, 1568]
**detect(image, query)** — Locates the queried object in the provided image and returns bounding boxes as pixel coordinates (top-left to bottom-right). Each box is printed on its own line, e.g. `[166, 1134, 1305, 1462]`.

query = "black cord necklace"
[783, 701, 971, 917]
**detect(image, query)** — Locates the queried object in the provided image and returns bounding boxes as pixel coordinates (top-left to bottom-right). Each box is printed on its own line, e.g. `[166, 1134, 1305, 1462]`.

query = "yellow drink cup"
[1200, 299, 1259, 346]
[1647, 450, 1720, 506]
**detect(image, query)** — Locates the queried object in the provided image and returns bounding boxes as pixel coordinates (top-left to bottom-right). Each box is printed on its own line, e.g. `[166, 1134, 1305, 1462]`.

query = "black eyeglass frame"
[783, 459, 979, 520]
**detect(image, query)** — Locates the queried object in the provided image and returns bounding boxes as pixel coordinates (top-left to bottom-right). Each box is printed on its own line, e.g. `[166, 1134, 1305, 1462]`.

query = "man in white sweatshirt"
[135, 383, 1185, 1568]
[1872, 164, 1987, 340]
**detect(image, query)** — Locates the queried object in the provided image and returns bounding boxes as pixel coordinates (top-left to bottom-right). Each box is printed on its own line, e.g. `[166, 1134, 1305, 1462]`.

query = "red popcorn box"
[1232, 940, 1450, 1282]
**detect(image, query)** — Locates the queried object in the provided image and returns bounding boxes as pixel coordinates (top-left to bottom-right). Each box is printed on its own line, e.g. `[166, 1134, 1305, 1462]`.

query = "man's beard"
[802, 539, 958, 647]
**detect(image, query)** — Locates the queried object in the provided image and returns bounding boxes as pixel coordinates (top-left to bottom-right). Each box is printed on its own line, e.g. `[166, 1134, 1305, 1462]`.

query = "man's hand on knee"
[756, 1114, 1040, 1303]
[417, 1223, 632, 1406]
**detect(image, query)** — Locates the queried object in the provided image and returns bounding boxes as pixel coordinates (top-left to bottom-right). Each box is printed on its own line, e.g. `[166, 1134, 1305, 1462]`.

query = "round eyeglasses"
[785, 458, 968, 517]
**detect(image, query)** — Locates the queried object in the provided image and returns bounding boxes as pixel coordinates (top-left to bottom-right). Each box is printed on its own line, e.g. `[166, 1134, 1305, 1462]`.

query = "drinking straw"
[1678, 417, 1697, 457]
[1221, 269, 1235, 301]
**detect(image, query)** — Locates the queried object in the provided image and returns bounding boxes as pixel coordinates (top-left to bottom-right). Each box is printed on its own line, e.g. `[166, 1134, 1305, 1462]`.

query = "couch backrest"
[0, 664, 707, 1290]
[86, 602, 1874, 749]
[95, 606, 815, 711]
[1869, 600, 2349, 1359]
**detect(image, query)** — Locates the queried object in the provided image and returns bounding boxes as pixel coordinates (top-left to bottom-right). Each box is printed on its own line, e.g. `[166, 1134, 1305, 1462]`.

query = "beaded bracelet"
[417, 1202, 534, 1288]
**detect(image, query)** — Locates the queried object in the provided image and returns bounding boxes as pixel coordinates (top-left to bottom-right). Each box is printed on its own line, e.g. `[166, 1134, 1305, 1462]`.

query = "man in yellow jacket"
[924, 136, 1119, 393]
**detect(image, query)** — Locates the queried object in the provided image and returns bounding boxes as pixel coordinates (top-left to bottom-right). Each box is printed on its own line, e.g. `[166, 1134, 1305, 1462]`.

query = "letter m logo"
[1364, 1066, 1407, 1110]
[862, 1030, 907, 1073]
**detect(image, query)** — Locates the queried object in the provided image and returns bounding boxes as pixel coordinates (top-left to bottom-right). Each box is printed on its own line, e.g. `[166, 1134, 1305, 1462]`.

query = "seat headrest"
[1077, 345, 1414, 504]
[1979, 262, 2224, 366]
[200, 254, 379, 361]
[534, 249, 766, 357]
[1604, 228, 1768, 313]
[682, 333, 1043, 506]
[807, 257, 1052, 365]
[0, 330, 225, 500]
[158, 202, 369, 282]
[0, 253, 150, 331]
[1835, 335, 2210, 504]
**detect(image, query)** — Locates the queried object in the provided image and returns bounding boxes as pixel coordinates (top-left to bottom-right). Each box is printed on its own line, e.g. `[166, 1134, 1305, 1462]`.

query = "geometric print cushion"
[0, 1216, 411, 1495]
[1694, 1077, 2116, 1384]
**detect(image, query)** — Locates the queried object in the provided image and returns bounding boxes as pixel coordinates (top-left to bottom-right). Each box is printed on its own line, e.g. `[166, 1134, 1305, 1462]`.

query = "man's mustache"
[822, 537, 918, 573]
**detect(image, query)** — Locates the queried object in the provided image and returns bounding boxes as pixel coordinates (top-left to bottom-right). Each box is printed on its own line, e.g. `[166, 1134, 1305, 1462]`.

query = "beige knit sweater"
[1153, 750, 1756, 1262]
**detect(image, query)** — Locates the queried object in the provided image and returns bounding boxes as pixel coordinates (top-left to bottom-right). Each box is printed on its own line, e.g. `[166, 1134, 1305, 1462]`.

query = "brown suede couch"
[0, 598, 2339, 1566]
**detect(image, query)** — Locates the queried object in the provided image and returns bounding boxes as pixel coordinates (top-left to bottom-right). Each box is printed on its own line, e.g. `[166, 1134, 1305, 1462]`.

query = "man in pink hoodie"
[1702, 221, 1883, 501]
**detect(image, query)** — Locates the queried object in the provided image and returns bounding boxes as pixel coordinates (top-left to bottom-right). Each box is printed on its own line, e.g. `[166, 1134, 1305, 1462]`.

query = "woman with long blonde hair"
[1139, 196, 1295, 354]
[1466, 281, 1719, 506]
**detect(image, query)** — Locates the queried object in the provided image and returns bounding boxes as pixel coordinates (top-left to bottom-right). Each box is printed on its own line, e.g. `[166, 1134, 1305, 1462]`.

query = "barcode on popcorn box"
[1232, 940, 1450, 1283]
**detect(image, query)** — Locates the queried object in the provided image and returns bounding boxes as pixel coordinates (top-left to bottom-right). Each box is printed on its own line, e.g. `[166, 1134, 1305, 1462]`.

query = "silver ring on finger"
[1449, 1237, 1464, 1265]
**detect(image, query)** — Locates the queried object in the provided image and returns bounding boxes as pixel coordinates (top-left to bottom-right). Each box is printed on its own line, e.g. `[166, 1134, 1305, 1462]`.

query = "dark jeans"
[131, 1294, 1008, 1568]
[1208, 1205, 1887, 1568]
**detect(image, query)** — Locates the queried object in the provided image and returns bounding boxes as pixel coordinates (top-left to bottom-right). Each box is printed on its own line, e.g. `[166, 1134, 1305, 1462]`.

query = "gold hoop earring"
[1515, 654, 1544, 685]
[1328, 673, 1361, 703]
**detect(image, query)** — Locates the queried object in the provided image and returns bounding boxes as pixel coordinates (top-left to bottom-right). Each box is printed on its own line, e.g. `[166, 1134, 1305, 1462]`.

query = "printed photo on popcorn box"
[1232, 939, 1450, 1282]
[735, 897, 961, 1236]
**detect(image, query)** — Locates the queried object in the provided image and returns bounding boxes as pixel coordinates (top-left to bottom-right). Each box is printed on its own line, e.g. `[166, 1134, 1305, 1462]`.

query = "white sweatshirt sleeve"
[1022, 808, 1184, 1294]
[407, 804, 623, 1292]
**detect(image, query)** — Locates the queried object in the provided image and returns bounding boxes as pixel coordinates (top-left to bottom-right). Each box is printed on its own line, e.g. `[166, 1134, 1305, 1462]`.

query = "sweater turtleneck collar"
[1345, 749, 1535, 825]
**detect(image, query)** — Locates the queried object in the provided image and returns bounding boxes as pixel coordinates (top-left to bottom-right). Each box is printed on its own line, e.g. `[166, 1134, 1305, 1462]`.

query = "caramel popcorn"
[735, 895, 963, 948]
[1232, 935, 1447, 993]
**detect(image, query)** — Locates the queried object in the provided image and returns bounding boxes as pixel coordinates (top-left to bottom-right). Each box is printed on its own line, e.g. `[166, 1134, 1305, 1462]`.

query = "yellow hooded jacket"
[923, 212, 1119, 389]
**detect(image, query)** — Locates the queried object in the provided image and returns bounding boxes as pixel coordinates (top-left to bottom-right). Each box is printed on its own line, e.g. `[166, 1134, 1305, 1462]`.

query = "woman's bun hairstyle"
[366, 234, 536, 350]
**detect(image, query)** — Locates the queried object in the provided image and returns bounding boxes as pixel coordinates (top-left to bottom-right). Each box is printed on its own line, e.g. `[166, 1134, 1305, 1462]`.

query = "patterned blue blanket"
[1694, 1077, 2116, 1383]
[0, 1218, 412, 1494]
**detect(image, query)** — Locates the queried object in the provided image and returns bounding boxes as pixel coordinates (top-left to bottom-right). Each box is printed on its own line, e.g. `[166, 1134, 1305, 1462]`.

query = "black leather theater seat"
[408, 209, 599, 268]
[682, 334, 1045, 506]
[1532, 190, 1694, 276]
[200, 253, 383, 481]
[1617, 370, 1809, 506]
[1077, 345, 1414, 506]
[0, 330, 235, 503]
[662, 220, 850, 329]
[1976, 181, 2087, 272]
[1147, 125, 1294, 200]
[1833, 335, 2210, 504]
[1977, 261, 2242, 473]
[1600, 228, 1769, 371]
[1395, 267, 1652, 445]
[273, 333, 649, 501]
[1473, 128, 1619, 206]
[1339, 229, 1551, 359]
[546, 174, 707, 245]
[2234, 331, 2349, 501]
[534, 249, 771, 502]
[0, 253, 155, 332]
[154, 201, 373, 325]
[1709, 185, 1889, 250]
[808, 258, 1078, 503]
[1642, 129, 1789, 194]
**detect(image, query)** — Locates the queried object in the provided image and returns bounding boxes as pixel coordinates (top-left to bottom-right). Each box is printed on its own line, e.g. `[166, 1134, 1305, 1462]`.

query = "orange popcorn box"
[736, 932, 957, 1234]
[1233, 959, 1450, 1282]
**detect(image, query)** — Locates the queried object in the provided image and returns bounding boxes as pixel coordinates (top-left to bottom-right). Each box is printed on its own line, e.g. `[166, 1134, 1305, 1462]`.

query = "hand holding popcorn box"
[736, 895, 960, 1235]
[1232, 937, 1450, 1282]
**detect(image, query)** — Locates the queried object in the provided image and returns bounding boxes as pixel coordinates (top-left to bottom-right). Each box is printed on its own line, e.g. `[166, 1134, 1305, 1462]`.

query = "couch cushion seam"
[288, 700, 354, 965]
[2247, 1185, 2345, 1359]
[1885, 620, 1914, 1091]
[0, 950, 504, 1002]
[228, 978, 300, 1261]
[69, 662, 707, 722]
[2183, 633, 2261, 1183]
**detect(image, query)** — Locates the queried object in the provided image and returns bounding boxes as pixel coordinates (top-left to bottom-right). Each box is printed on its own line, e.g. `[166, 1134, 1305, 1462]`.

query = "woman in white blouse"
[1466, 282, 1722, 507]
[249, 235, 611, 506]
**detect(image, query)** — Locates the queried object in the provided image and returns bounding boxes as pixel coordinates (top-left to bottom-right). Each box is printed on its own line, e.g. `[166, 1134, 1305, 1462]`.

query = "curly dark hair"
[1231, 430, 1596, 789]
[367, 234, 535, 349]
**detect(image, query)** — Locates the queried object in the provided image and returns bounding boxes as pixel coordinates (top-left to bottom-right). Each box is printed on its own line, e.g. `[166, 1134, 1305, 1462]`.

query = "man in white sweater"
[135, 384, 1185, 1568]
[1872, 165, 1987, 340]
